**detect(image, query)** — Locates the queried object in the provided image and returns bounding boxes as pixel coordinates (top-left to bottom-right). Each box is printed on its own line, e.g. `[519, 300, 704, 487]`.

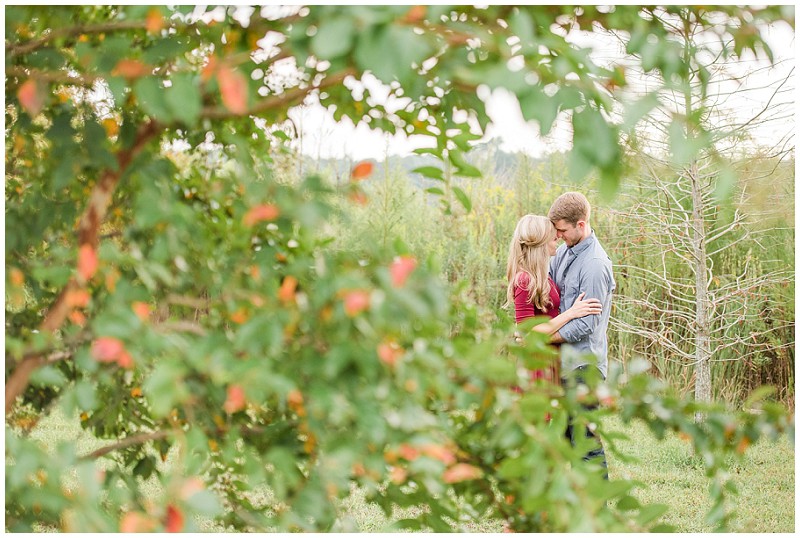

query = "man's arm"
[557, 261, 611, 343]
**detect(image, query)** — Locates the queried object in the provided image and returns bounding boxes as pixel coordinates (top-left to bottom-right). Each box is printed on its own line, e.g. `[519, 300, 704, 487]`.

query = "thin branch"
[5, 120, 162, 417]
[200, 68, 355, 120]
[80, 429, 175, 460]
[6, 20, 148, 57]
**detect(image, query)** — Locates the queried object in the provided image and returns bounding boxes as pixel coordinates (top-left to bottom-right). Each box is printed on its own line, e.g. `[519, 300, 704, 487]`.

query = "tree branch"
[5, 120, 162, 417]
[200, 68, 356, 120]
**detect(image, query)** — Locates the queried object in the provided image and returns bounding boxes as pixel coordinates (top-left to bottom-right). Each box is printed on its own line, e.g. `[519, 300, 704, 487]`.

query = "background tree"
[5, 5, 793, 532]
[600, 9, 795, 410]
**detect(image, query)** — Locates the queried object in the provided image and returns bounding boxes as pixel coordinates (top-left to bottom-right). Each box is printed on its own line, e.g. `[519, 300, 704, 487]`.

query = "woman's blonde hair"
[505, 214, 555, 312]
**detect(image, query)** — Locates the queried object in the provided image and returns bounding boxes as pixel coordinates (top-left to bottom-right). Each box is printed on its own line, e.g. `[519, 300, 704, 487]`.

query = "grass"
[20, 409, 795, 533]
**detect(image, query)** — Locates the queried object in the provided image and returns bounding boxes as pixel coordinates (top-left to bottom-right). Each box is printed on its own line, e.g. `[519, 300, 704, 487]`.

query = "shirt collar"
[567, 230, 596, 257]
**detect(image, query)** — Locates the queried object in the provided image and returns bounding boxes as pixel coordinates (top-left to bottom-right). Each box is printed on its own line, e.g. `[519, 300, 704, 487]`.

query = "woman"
[505, 214, 602, 383]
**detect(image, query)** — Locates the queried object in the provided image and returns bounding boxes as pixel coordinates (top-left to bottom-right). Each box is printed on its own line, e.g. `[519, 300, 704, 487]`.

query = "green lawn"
[21, 410, 795, 532]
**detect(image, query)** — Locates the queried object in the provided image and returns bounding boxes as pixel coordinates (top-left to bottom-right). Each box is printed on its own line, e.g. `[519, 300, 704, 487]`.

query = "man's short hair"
[548, 192, 591, 225]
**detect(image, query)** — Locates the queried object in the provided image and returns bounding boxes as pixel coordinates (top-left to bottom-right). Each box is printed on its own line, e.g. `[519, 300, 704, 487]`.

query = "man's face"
[552, 219, 584, 248]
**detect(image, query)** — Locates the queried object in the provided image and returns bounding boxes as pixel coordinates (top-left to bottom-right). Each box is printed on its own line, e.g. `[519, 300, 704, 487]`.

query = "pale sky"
[288, 19, 795, 161]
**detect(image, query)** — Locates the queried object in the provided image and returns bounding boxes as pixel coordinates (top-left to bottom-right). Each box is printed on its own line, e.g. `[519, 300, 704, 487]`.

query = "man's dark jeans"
[562, 365, 608, 480]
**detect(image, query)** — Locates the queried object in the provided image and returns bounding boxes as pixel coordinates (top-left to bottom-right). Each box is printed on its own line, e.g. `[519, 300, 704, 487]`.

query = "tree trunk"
[689, 163, 713, 419]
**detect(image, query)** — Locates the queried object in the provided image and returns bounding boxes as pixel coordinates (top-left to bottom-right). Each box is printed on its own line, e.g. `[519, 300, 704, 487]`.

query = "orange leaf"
[443, 463, 483, 484]
[112, 59, 150, 79]
[287, 389, 304, 408]
[390, 256, 417, 288]
[229, 308, 249, 324]
[77, 244, 98, 281]
[179, 477, 205, 500]
[116, 350, 135, 369]
[405, 5, 427, 23]
[348, 189, 368, 205]
[68, 310, 87, 327]
[223, 384, 247, 414]
[350, 161, 374, 181]
[377, 341, 404, 367]
[398, 444, 420, 461]
[102, 118, 120, 138]
[18, 79, 44, 116]
[421, 444, 456, 465]
[120, 511, 155, 533]
[389, 466, 408, 485]
[736, 436, 751, 455]
[201, 54, 219, 82]
[132, 301, 151, 322]
[165, 505, 184, 533]
[243, 204, 280, 226]
[145, 8, 165, 34]
[218, 65, 248, 115]
[65, 289, 91, 308]
[9, 267, 24, 287]
[278, 275, 298, 304]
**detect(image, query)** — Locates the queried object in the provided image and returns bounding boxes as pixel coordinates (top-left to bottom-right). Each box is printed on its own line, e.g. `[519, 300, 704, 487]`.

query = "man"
[547, 191, 615, 477]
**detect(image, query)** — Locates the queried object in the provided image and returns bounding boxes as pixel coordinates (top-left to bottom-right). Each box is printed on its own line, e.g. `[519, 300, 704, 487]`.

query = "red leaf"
[442, 463, 483, 484]
[223, 384, 247, 414]
[243, 204, 280, 227]
[91, 337, 134, 369]
[112, 59, 150, 79]
[343, 290, 370, 317]
[390, 256, 417, 288]
[165, 505, 184, 533]
[377, 341, 404, 367]
[218, 65, 248, 114]
[350, 161, 374, 181]
[18, 79, 44, 117]
[92, 337, 125, 363]
[78, 244, 98, 281]
[116, 350, 135, 370]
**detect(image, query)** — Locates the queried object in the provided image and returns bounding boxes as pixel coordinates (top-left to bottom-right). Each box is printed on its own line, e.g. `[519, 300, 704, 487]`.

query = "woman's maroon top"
[514, 272, 560, 323]
[513, 271, 561, 384]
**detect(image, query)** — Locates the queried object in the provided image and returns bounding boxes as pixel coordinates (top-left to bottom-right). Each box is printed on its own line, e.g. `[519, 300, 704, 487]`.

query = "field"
[28, 408, 794, 533]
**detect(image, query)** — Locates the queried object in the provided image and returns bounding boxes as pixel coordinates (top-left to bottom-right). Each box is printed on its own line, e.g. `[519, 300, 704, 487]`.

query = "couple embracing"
[505, 191, 615, 474]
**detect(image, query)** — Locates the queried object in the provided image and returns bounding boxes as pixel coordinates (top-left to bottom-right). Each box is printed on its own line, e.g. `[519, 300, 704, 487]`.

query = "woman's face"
[547, 226, 559, 256]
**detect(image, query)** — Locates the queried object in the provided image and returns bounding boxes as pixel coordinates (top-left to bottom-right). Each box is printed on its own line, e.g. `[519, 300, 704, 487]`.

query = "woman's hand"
[566, 292, 602, 319]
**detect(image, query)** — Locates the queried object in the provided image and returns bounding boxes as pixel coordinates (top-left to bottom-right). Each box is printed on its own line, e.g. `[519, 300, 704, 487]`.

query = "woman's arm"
[531, 292, 601, 338]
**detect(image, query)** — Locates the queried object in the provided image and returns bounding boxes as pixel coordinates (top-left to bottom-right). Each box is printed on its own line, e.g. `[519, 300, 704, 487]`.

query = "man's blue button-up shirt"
[549, 231, 615, 379]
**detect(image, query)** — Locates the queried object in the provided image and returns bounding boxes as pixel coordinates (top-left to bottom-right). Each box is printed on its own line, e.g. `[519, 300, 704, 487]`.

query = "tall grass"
[322, 149, 794, 407]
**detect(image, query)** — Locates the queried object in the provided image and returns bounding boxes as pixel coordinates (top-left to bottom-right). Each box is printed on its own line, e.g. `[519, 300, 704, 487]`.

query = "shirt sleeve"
[558, 259, 611, 343]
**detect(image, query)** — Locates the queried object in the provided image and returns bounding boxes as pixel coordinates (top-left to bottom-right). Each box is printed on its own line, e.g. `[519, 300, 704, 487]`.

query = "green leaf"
[412, 166, 444, 180]
[668, 118, 695, 165]
[452, 186, 472, 212]
[29, 366, 67, 387]
[311, 17, 354, 60]
[519, 88, 559, 136]
[185, 490, 224, 517]
[622, 93, 661, 131]
[133, 77, 173, 122]
[425, 187, 444, 195]
[449, 151, 481, 178]
[166, 73, 201, 126]
[636, 503, 669, 525]
[712, 165, 737, 205]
